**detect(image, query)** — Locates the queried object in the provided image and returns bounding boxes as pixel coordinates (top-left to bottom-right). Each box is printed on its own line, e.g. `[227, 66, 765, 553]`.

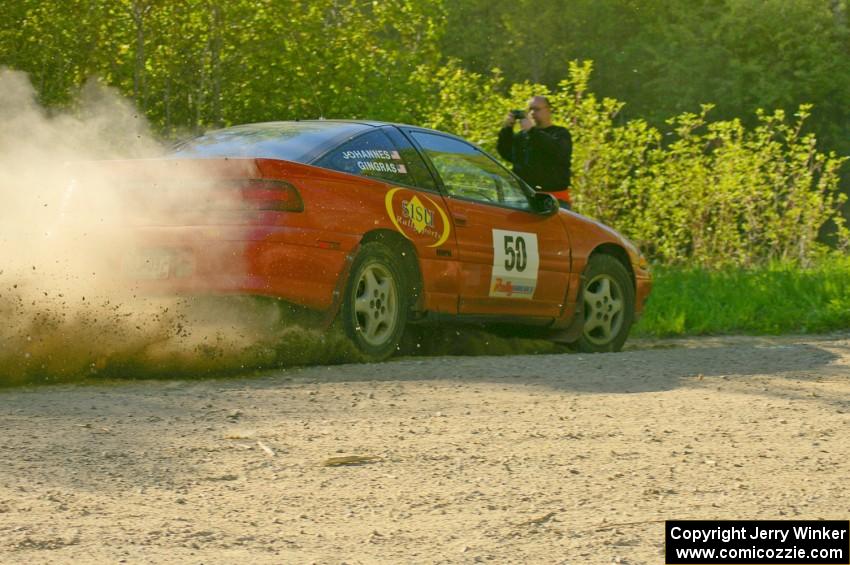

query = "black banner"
[666, 520, 849, 564]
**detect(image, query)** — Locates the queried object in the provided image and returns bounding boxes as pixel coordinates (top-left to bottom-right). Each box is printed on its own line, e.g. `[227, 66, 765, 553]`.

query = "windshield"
[171, 121, 373, 163]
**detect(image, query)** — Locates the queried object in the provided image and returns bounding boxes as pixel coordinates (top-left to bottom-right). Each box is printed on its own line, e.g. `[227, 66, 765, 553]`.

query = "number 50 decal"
[490, 229, 540, 299]
[502, 234, 528, 272]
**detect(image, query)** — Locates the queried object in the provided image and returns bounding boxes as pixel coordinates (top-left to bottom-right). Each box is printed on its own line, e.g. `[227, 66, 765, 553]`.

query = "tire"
[575, 254, 634, 353]
[340, 242, 408, 360]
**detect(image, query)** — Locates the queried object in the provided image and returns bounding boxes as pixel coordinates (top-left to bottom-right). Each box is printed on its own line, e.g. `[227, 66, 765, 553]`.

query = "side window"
[381, 127, 437, 192]
[314, 129, 421, 186]
[409, 132, 532, 211]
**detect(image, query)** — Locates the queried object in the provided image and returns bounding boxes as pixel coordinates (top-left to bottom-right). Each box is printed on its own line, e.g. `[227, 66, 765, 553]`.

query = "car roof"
[171, 120, 472, 163]
[171, 121, 373, 163]
[243, 119, 454, 134]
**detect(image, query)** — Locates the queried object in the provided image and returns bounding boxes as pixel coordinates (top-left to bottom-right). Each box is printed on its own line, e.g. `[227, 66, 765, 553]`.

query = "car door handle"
[453, 214, 468, 226]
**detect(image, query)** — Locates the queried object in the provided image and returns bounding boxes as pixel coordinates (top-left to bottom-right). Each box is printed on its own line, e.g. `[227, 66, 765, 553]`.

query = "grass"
[633, 255, 850, 337]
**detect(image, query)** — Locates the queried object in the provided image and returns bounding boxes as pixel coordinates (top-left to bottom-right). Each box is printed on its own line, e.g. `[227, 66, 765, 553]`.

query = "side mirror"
[531, 192, 559, 215]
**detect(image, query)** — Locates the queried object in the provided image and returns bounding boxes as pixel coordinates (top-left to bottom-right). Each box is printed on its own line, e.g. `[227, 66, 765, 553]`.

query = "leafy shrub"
[417, 60, 848, 268]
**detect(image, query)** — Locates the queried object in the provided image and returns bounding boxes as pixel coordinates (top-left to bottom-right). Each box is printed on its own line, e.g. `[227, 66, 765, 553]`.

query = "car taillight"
[241, 179, 304, 212]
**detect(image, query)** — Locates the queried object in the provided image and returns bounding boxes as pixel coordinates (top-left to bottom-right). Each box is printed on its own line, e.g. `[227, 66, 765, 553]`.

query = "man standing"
[497, 95, 573, 207]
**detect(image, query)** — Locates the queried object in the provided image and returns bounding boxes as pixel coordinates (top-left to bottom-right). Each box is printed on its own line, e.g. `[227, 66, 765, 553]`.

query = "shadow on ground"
[0, 336, 847, 497]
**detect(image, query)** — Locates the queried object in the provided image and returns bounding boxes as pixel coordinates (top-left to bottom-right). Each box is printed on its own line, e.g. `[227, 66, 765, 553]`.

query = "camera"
[510, 109, 526, 119]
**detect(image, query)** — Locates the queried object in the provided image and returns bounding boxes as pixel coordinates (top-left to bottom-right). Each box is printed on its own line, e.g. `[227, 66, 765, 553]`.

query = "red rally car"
[117, 120, 652, 358]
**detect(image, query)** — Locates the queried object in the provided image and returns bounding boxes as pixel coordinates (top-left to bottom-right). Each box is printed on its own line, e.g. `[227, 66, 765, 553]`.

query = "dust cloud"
[0, 69, 359, 386]
[0, 69, 565, 387]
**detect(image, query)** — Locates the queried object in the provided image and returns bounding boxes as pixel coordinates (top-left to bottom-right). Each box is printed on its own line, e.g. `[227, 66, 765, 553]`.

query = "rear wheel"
[340, 242, 408, 360]
[575, 254, 634, 353]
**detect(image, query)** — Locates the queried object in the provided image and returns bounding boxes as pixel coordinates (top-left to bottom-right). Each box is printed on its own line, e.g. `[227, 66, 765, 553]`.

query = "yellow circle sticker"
[384, 187, 451, 248]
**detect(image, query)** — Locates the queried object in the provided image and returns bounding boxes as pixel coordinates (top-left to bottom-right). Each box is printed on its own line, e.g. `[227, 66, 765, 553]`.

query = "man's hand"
[519, 116, 534, 131]
[503, 112, 517, 128]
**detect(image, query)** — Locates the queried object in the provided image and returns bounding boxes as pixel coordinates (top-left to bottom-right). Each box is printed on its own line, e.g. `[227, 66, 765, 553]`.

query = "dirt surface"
[1, 333, 849, 564]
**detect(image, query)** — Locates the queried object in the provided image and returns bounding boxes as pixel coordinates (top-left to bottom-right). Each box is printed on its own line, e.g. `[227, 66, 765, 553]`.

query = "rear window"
[171, 121, 371, 163]
[313, 129, 433, 188]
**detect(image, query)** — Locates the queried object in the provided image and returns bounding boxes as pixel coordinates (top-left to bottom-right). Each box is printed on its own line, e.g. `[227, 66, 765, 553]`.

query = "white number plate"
[489, 229, 539, 299]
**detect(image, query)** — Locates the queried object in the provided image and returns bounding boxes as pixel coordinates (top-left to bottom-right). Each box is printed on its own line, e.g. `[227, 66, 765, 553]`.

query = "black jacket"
[497, 124, 572, 191]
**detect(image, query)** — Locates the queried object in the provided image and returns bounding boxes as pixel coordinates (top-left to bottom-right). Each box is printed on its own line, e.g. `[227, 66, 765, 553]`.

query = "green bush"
[418, 61, 849, 268]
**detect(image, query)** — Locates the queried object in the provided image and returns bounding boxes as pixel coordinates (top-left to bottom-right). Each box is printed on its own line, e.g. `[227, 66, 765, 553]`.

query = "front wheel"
[340, 242, 408, 360]
[575, 254, 634, 353]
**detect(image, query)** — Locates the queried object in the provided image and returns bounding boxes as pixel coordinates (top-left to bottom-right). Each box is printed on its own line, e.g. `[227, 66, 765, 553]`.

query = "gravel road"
[1, 334, 848, 564]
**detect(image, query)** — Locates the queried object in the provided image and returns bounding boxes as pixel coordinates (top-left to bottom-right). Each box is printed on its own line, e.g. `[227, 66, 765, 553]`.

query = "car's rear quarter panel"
[254, 159, 459, 312]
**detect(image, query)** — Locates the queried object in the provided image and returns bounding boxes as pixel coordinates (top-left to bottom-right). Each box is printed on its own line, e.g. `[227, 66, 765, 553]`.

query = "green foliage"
[621, 103, 849, 266]
[439, 0, 850, 155]
[411, 60, 507, 146]
[418, 60, 848, 267]
[634, 256, 850, 336]
[1, 0, 445, 133]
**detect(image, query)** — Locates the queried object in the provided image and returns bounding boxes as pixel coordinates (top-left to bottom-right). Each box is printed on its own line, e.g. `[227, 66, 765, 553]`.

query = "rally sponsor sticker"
[489, 229, 539, 299]
[384, 187, 451, 247]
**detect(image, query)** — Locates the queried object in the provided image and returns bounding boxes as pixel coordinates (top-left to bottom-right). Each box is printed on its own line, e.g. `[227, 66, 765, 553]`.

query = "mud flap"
[320, 243, 361, 329]
[547, 278, 585, 344]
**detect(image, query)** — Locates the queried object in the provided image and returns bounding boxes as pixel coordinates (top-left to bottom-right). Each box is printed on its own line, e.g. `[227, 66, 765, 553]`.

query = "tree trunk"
[209, 3, 223, 127]
[130, 0, 148, 110]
